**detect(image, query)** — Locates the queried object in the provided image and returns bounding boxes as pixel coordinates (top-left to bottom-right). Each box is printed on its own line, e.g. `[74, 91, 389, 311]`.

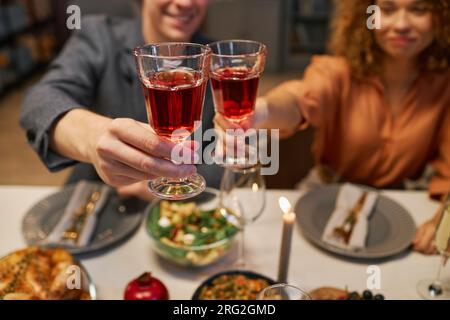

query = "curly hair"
[328, 0, 450, 76]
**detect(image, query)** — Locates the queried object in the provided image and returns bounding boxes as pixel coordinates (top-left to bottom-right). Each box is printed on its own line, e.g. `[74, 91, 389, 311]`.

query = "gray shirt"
[20, 15, 223, 188]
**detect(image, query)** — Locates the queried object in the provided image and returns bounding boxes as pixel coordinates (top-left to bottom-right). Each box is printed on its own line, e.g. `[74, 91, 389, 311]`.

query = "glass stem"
[237, 225, 246, 268]
[433, 255, 446, 287]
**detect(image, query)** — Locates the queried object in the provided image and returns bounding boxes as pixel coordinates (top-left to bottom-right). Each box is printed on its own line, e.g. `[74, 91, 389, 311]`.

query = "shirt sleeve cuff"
[23, 93, 86, 172]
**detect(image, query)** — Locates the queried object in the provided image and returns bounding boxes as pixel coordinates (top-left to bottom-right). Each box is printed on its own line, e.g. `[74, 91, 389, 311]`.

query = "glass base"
[213, 151, 258, 171]
[417, 278, 450, 300]
[148, 174, 206, 200]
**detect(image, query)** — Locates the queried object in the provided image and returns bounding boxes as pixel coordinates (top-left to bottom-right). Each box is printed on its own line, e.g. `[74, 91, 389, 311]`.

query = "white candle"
[278, 197, 296, 283]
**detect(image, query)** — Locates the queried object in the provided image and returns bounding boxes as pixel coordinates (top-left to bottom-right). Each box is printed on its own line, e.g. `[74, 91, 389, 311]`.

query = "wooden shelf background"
[280, 0, 333, 70]
[0, 0, 60, 98]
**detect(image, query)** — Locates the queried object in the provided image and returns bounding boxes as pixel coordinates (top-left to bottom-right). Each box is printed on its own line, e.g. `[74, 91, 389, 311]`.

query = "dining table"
[0, 185, 446, 300]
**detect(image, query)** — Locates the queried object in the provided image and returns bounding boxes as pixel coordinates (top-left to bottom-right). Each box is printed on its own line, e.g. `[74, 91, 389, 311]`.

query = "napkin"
[43, 181, 110, 247]
[321, 183, 378, 251]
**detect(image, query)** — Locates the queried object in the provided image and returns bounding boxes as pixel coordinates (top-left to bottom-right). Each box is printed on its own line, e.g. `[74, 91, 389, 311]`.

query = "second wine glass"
[208, 40, 267, 168]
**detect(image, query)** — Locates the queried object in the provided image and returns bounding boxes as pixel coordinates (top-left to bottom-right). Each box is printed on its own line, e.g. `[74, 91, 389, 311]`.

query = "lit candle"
[278, 196, 296, 283]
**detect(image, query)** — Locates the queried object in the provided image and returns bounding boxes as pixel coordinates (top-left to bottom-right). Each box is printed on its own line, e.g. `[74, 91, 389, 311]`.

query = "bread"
[309, 287, 348, 300]
[0, 247, 90, 300]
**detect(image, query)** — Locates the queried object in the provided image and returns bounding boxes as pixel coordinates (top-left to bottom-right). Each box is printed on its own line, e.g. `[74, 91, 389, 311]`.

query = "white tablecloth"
[0, 185, 446, 300]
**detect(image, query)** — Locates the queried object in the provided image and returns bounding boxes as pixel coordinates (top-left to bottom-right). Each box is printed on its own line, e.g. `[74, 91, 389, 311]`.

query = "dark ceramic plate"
[192, 270, 276, 300]
[22, 183, 146, 256]
[295, 184, 416, 260]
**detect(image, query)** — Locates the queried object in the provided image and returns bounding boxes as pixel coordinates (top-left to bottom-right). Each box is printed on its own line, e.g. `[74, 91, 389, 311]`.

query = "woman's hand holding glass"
[213, 97, 269, 166]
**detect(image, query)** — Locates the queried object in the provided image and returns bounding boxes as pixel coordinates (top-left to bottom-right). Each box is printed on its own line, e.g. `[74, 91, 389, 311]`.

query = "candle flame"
[252, 183, 259, 192]
[279, 196, 292, 214]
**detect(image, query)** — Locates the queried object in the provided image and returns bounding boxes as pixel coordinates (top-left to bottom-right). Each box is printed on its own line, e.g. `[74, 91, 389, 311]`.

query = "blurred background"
[0, 0, 333, 188]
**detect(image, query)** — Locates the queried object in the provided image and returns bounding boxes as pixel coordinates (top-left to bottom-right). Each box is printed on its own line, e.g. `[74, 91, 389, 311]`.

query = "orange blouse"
[292, 55, 450, 198]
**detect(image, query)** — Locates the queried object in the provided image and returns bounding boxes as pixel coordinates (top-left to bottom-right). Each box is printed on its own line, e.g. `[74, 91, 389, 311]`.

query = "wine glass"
[133, 43, 211, 200]
[219, 165, 266, 268]
[417, 193, 450, 300]
[208, 40, 267, 168]
[258, 284, 311, 300]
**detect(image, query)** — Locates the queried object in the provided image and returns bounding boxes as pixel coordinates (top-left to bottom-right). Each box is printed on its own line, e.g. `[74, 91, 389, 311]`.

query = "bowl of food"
[192, 270, 276, 300]
[0, 246, 96, 300]
[145, 188, 240, 267]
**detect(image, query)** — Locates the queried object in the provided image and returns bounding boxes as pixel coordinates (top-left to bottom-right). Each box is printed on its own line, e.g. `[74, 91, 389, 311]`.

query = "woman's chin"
[385, 48, 418, 61]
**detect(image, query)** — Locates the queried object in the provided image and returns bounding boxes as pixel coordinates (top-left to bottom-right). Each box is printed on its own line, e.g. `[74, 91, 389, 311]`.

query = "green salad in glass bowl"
[145, 188, 240, 267]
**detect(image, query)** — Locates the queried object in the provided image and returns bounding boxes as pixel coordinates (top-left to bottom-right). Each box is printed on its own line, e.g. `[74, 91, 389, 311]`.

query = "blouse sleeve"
[293, 55, 348, 129]
[429, 106, 450, 199]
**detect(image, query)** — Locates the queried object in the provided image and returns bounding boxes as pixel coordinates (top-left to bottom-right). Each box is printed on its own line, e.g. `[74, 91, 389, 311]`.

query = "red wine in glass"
[141, 69, 206, 141]
[134, 42, 210, 200]
[210, 67, 259, 121]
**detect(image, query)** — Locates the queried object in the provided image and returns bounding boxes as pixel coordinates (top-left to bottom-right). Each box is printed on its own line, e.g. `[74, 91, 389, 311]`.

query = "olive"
[362, 290, 373, 300]
[348, 291, 360, 300]
[374, 294, 385, 300]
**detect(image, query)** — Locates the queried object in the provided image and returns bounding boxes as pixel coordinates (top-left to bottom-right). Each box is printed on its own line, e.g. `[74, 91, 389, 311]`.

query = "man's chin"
[164, 27, 197, 42]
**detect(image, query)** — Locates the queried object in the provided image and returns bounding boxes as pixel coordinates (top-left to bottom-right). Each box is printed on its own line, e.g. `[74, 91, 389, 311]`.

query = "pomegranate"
[124, 272, 169, 300]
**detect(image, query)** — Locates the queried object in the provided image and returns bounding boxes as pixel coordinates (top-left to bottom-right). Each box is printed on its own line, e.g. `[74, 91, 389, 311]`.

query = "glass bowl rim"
[258, 283, 312, 300]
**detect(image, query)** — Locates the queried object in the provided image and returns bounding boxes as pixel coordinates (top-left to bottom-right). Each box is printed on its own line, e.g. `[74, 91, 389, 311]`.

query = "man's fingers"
[98, 138, 196, 178]
[116, 181, 155, 202]
[135, 120, 155, 132]
[103, 159, 157, 181]
[110, 118, 174, 159]
[107, 175, 136, 187]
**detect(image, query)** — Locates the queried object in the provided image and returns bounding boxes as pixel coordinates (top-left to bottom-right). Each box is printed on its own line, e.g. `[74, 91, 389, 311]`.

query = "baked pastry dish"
[0, 247, 91, 300]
